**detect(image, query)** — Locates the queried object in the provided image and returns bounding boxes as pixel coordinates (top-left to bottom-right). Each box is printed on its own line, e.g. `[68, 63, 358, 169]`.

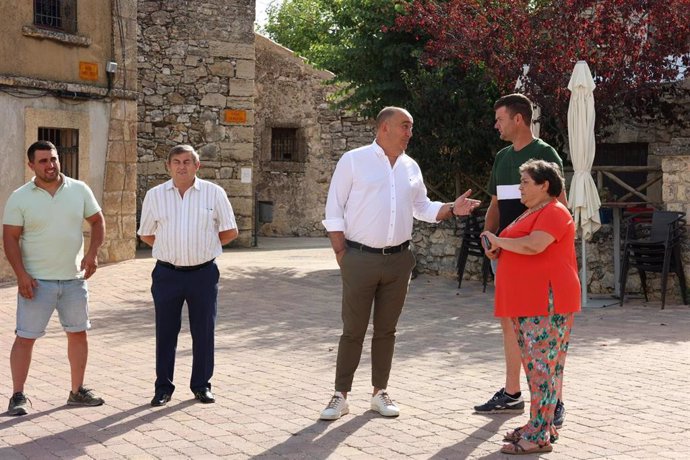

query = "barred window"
[34, 0, 77, 34]
[38, 127, 79, 179]
[271, 128, 299, 161]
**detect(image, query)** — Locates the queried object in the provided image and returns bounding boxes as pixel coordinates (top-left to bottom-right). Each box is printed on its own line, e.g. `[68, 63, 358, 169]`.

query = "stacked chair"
[456, 208, 492, 292]
[620, 210, 687, 308]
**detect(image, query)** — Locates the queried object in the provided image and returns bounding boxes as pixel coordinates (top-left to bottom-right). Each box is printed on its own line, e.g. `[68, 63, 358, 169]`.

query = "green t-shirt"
[487, 139, 563, 231]
[2, 175, 101, 280]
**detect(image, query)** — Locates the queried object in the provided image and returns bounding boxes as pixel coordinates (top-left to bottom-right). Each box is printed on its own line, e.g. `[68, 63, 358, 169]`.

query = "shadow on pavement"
[251, 413, 373, 459]
[85, 263, 690, 361]
[430, 414, 520, 459]
[0, 401, 195, 458]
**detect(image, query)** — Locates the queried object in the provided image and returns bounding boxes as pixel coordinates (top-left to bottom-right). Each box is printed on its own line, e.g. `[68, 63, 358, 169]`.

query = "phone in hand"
[481, 235, 491, 251]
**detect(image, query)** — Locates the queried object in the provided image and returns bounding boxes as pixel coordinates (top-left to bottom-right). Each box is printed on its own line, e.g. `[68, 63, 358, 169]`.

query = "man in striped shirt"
[138, 144, 238, 407]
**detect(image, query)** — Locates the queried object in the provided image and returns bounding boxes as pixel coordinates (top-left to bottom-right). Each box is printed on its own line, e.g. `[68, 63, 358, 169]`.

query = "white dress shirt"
[322, 141, 443, 248]
[138, 178, 237, 266]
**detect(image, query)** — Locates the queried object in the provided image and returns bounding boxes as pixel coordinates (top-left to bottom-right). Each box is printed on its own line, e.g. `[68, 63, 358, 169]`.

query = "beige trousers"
[334, 247, 416, 392]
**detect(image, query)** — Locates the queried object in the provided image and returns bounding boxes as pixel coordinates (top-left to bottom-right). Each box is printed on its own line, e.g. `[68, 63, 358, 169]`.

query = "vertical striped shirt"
[138, 178, 237, 266]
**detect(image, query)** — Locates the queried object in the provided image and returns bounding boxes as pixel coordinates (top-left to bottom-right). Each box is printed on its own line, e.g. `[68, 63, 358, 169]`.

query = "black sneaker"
[554, 400, 565, 428]
[474, 388, 525, 413]
[67, 386, 105, 406]
[8, 392, 30, 416]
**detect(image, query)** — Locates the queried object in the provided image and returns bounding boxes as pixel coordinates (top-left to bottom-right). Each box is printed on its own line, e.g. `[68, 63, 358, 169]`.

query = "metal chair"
[620, 210, 687, 308]
[456, 209, 492, 291]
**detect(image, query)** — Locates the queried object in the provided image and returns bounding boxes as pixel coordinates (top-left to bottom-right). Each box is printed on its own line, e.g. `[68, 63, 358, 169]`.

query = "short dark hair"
[27, 140, 57, 162]
[494, 93, 533, 125]
[375, 106, 412, 129]
[167, 144, 200, 163]
[519, 159, 564, 197]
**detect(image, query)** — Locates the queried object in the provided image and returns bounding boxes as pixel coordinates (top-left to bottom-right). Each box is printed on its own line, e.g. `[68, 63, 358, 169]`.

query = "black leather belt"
[346, 239, 410, 255]
[156, 259, 214, 271]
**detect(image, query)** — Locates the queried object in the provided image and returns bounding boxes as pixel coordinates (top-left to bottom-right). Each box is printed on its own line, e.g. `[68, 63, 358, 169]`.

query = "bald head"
[376, 107, 413, 130]
[374, 107, 413, 157]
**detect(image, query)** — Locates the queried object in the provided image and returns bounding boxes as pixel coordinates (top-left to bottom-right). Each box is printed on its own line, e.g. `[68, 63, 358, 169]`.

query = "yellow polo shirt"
[2, 175, 101, 280]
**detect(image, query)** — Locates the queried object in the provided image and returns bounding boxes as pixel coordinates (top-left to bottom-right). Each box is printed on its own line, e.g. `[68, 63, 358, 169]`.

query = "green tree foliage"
[398, 0, 690, 145]
[264, 0, 502, 199]
[265, 0, 419, 116]
[402, 66, 500, 197]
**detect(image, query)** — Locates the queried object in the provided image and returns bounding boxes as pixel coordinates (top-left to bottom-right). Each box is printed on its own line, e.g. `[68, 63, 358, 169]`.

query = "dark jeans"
[151, 261, 219, 394]
[335, 247, 416, 392]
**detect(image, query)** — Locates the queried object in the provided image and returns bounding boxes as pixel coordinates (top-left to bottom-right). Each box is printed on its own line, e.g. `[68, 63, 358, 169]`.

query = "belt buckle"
[382, 246, 392, 255]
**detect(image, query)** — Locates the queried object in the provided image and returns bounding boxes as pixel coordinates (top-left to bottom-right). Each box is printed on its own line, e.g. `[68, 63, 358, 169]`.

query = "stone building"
[254, 35, 373, 237]
[0, 0, 138, 279]
[137, 1, 374, 244]
[137, 0, 256, 247]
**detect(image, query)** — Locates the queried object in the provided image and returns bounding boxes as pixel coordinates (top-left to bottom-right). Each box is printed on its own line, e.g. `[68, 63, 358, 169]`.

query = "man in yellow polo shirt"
[2, 140, 106, 416]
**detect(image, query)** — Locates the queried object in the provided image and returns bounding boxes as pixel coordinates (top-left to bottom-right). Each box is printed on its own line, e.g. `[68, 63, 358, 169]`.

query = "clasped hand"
[480, 231, 501, 259]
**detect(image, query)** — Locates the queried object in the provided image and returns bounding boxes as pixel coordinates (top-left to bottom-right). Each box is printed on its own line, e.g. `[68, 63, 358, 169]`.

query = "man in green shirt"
[3, 141, 106, 416]
[475, 94, 568, 429]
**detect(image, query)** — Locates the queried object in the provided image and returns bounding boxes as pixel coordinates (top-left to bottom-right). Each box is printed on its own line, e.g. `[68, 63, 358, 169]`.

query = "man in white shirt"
[320, 107, 480, 420]
[138, 145, 238, 407]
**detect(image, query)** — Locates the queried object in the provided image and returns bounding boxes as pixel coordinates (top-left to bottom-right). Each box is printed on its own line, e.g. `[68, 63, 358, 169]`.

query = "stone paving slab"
[0, 237, 689, 459]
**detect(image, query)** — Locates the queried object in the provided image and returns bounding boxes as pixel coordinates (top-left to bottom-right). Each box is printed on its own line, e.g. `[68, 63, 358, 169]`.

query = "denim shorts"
[16, 279, 91, 339]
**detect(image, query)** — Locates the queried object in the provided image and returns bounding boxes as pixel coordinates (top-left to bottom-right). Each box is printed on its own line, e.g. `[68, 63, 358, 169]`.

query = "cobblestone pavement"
[0, 237, 688, 459]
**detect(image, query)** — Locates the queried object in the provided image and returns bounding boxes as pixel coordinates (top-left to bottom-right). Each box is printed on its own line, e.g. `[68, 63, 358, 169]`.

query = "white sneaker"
[320, 392, 349, 420]
[370, 390, 399, 417]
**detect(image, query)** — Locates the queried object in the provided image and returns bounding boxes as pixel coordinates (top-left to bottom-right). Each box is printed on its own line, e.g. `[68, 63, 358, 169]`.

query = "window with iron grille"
[34, 0, 77, 34]
[271, 128, 299, 161]
[38, 127, 79, 179]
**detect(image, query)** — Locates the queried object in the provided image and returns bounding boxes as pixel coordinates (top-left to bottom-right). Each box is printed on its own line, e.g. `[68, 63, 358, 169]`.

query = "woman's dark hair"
[519, 159, 564, 197]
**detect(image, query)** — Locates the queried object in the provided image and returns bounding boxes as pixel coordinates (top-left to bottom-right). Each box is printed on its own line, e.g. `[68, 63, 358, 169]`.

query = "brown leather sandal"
[500, 440, 553, 455]
[503, 427, 522, 442]
[504, 427, 558, 444]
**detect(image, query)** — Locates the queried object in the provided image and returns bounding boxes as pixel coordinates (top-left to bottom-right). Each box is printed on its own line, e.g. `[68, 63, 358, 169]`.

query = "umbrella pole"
[581, 234, 588, 307]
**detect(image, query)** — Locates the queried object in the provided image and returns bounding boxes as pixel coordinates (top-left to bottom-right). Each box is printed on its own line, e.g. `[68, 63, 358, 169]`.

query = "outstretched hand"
[452, 189, 481, 216]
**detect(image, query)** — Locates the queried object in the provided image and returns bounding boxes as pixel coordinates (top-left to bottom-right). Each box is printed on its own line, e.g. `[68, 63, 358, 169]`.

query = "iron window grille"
[38, 127, 79, 179]
[271, 128, 299, 161]
[34, 0, 77, 34]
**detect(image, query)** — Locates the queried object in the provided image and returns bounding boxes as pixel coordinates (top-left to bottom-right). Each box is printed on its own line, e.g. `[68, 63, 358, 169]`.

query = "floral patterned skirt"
[511, 311, 575, 445]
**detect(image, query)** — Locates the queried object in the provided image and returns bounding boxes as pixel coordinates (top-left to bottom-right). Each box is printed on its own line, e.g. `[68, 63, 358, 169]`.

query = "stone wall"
[137, 0, 255, 246]
[659, 139, 690, 302]
[100, 1, 138, 264]
[254, 35, 374, 237]
[100, 98, 138, 263]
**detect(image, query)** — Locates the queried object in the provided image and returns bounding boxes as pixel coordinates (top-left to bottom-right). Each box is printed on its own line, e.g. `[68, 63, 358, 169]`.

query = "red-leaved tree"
[396, 0, 690, 147]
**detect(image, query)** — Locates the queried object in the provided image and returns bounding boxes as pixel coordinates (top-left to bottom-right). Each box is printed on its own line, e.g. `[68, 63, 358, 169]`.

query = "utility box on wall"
[258, 201, 273, 223]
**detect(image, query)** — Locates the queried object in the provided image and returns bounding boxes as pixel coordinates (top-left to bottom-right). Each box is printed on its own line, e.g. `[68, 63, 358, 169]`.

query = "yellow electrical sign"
[224, 109, 247, 124]
[79, 62, 98, 81]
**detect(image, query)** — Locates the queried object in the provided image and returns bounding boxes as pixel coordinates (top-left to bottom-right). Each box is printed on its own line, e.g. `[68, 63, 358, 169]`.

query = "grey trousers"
[334, 247, 416, 392]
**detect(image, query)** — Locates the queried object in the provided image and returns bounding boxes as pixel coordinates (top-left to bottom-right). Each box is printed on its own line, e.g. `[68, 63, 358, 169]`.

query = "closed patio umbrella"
[567, 60, 601, 307]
